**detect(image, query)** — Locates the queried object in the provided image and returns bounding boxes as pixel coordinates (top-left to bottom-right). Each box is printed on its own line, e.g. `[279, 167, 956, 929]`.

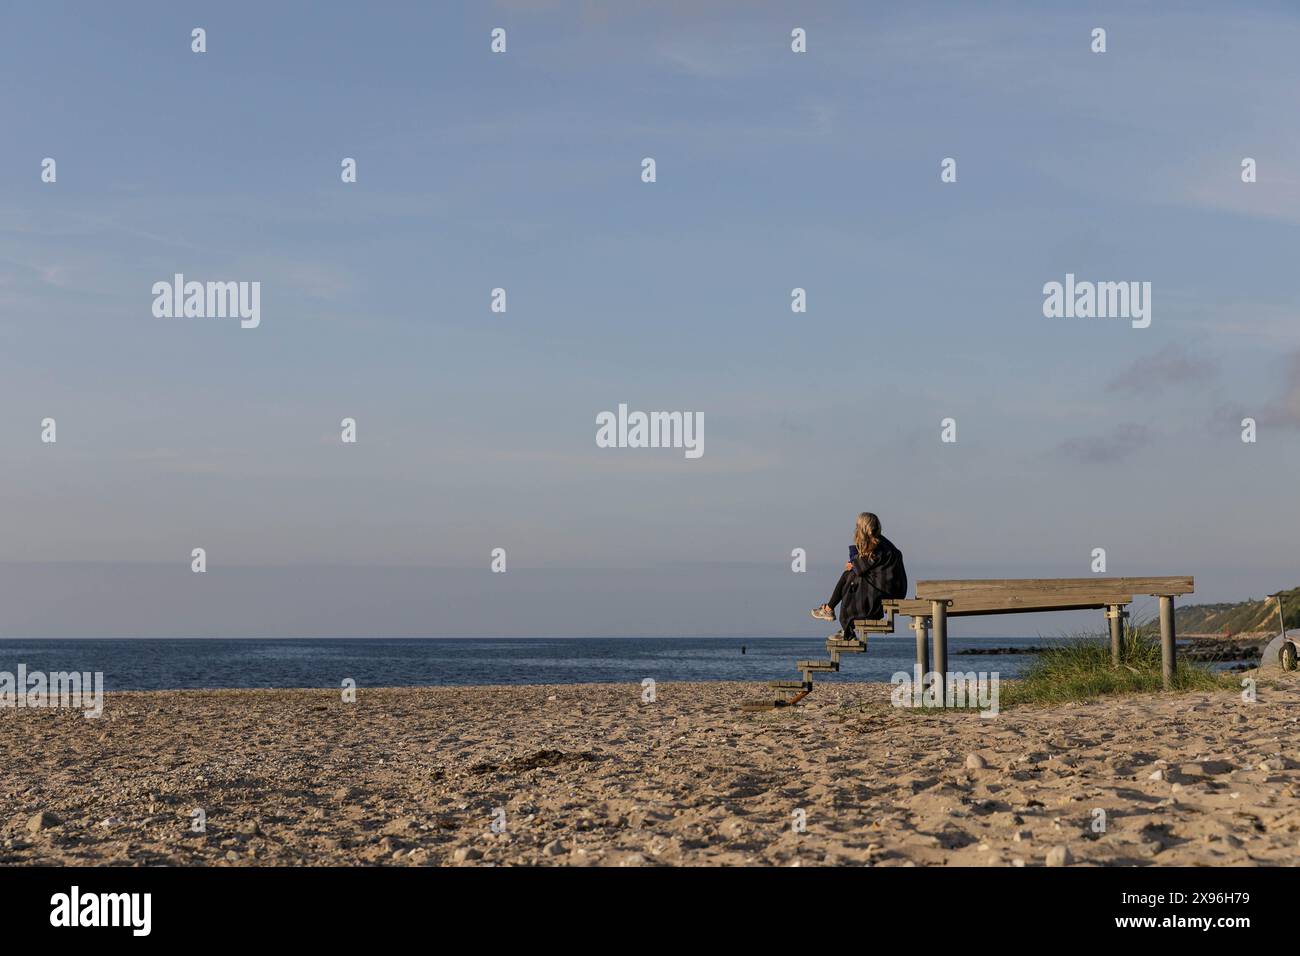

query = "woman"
[811, 512, 908, 636]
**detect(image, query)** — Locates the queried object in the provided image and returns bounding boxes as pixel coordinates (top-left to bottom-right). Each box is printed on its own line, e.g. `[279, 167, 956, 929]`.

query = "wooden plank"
[883, 599, 938, 616]
[916, 576, 1193, 597]
[887, 593, 1133, 616]
[943, 592, 1133, 616]
[853, 619, 895, 633]
[827, 639, 866, 652]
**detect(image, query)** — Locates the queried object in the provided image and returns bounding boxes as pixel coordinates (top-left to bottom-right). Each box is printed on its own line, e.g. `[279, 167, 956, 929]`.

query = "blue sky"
[2, 1, 1298, 638]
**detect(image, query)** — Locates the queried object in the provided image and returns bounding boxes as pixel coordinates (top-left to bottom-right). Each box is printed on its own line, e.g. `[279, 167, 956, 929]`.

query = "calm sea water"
[0, 637, 1066, 691]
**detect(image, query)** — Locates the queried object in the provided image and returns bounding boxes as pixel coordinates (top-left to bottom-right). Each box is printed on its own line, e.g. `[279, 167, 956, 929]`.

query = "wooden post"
[931, 600, 948, 705]
[1159, 595, 1176, 689]
[1106, 605, 1126, 665]
[911, 616, 930, 682]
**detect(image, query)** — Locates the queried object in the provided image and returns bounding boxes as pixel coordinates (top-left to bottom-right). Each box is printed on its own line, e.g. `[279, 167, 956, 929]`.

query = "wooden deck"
[747, 575, 1194, 709]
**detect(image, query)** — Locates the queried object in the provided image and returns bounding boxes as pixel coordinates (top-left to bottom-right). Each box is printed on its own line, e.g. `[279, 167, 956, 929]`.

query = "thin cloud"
[1107, 345, 1217, 394]
[1058, 423, 1152, 464]
[1256, 351, 1300, 428]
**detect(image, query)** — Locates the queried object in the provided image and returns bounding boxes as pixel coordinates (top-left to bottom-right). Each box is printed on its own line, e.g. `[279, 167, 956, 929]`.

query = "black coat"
[838, 536, 909, 633]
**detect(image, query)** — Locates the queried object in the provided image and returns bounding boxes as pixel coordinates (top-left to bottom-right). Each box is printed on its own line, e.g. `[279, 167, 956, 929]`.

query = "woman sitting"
[811, 512, 908, 638]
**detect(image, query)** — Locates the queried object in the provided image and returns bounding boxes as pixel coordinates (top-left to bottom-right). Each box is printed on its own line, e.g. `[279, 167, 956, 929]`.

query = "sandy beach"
[3, 675, 1298, 867]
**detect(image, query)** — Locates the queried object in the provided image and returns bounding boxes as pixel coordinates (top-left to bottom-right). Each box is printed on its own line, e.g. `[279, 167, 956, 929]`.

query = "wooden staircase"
[740, 614, 893, 711]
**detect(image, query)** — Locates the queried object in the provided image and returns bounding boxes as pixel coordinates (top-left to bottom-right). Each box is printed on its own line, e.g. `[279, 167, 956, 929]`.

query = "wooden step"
[768, 680, 809, 690]
[854, 619, 895, 634]
[797, 659, 839, 672]
[740, 699, 786, 712]
[827, 639, 866, 653]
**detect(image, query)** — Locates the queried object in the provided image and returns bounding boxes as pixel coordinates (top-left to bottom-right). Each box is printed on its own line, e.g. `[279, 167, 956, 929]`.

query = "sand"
[3, 675, 1299, 866]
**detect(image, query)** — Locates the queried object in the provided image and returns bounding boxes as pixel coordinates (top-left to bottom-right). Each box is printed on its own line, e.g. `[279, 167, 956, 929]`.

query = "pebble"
[1046, 845, 1073, 867]
[965, 753, 987, 770]
[26, 811, 60, 833]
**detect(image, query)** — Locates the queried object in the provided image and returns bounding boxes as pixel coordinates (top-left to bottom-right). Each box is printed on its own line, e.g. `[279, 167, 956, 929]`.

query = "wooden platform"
[916, 576, 1193, 598]
[744, 575, 1194, 710]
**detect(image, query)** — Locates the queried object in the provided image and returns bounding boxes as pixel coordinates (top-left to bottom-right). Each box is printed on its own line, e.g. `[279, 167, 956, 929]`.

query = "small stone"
[452, 846, 483, 863]
[26, 811, 60, 833]
[966, 753, 987, 770]
[1046, 845, 1073, 867]
[225, 850, 239, 862]
[1013, 830, 1031, 843]
[1259, 757, 1285, 772]
[542, 839, 565, 857]
[1148, 769, 1165, 781]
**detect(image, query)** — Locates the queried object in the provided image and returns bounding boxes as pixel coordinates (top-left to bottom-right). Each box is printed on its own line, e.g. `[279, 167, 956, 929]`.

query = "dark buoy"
[741, 645, 746, 655]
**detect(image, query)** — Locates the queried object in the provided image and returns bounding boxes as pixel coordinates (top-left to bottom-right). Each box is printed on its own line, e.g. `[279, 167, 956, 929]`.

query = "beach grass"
[997, 621, 1235, 707]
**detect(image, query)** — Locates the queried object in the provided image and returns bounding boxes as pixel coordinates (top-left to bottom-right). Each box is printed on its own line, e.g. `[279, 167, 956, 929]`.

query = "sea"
[0, 636, 1068, 691]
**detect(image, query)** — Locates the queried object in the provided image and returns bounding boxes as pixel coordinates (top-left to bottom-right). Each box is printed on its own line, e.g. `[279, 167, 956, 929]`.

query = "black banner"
[0, 865, 1271, 942]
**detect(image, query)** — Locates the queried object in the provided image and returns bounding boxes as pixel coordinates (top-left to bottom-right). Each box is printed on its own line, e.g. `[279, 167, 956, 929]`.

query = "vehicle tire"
[1281, 642, 1298, 672]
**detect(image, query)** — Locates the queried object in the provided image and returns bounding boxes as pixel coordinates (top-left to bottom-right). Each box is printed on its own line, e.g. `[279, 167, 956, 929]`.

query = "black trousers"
[826, 569, 851, 609]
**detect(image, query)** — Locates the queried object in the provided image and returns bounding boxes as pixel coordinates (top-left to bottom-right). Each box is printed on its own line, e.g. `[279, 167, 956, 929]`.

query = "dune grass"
[998, 621, 1235, 707]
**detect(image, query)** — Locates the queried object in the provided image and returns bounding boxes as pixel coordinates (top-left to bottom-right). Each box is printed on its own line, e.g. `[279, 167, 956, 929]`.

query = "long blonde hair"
[854, 512, 881, 561]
